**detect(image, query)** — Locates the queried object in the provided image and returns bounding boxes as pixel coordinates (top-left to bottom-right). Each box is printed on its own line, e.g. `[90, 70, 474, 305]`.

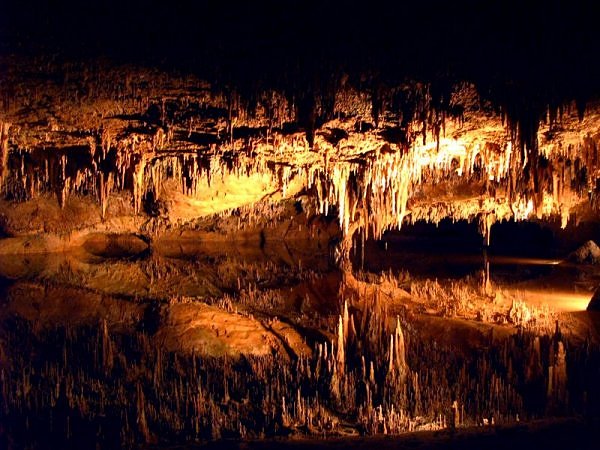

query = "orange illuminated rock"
[1, 56, 599, 252]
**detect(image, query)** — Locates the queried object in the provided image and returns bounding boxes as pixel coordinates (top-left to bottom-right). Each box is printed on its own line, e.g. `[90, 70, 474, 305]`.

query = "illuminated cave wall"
[1, 57, 600, 247]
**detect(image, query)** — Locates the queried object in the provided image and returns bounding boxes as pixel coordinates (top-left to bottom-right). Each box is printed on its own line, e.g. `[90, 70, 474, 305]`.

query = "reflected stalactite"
[1, 268, 598, 447]
[1, 9, 600, 447]
[547, 323, 568, 413]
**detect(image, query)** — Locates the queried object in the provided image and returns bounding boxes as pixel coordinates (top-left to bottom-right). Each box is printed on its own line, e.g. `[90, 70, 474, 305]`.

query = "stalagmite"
[136, 381, 150, 443]
[394, 317, 407, 382]
[3, 5, 600, 445]
[547, 339, 568, 410]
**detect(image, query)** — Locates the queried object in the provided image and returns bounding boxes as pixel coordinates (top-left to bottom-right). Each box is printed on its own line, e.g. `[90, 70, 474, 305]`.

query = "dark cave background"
[1, 0, 598, 95]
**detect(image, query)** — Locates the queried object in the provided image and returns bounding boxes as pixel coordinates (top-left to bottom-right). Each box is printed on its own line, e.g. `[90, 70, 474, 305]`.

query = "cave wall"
[1, 56, 600, 252]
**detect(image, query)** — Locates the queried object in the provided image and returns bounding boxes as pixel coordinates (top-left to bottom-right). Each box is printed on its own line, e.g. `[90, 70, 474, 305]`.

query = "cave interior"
[2, 1, 600, 448]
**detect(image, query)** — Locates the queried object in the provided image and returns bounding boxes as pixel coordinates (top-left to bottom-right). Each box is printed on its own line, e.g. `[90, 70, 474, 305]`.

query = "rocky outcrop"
[569, 240, 600, 264]
[587, 286, 600, 311]
[1, 56, 600, 253]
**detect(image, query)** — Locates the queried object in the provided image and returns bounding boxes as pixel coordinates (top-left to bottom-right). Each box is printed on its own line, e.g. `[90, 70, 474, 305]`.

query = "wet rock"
[587, 286, 600, 311]
[568, 240, 600, 264]
[81, 232, 149, 259]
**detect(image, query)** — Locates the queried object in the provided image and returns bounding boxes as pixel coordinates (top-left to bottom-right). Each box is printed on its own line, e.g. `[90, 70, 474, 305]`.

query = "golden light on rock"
[1, 53, 600, 448]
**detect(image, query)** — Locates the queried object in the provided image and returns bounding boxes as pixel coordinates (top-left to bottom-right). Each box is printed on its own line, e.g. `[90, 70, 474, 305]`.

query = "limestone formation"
[1, 57, 600, 256]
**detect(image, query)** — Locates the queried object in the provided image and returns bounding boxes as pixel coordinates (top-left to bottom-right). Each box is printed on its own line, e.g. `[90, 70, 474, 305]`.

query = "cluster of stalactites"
[0, 130, 276, 219]
[309, 130, 596, 246]
[308, 138, 507, 241]
[1, 96, 599, 245]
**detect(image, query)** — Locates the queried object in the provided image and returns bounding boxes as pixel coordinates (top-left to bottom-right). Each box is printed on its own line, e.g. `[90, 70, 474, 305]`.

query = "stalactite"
[98, 171, 114, 219]
[342, 300, 349, 344]
[0, 122, 10, 187]
[336, 315, 345, 373]
[132, 155, 146, 215]
[388, 333, 395, 375]
[2, 67, 599, 253]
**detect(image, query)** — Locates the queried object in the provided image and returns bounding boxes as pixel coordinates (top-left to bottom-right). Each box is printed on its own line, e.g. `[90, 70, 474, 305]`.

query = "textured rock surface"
[569, 240, 600, 265]
[1, 56, 600, 254]
[587, 286, 600, 311]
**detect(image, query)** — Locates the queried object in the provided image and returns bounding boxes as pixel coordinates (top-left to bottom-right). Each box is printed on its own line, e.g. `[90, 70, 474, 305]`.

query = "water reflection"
[1, 236, 600, 448]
